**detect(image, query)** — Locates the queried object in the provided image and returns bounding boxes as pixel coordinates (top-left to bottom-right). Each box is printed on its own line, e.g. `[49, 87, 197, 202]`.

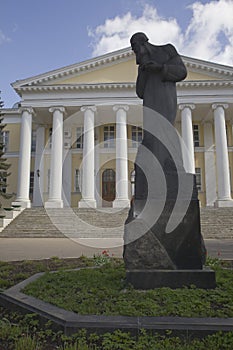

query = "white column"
[203, 122, 217, 206]
[213, 104, 233, 207]
[179, 104, 195, 174]
[13, 107, 34, 208]
[79, 106, 96, 208]
[113, 105, 130, 208]
[45, 107, 65, 208]
[33, 126, 45, 206]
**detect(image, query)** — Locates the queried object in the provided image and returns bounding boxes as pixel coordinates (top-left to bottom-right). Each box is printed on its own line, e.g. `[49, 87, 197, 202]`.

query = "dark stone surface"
[123, 32, 209, 283]
[124, 185, 206, 270]
[124, 218, 176, 269]
[126, 268, 216, 289]
[130, 32, 187, 123]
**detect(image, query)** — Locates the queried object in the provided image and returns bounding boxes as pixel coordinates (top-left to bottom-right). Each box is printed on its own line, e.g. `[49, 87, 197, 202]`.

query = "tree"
[0, 94, 12, 205]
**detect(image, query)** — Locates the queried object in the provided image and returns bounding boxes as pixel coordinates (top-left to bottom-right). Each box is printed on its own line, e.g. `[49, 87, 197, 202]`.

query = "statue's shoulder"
[163, 43, 178, 58]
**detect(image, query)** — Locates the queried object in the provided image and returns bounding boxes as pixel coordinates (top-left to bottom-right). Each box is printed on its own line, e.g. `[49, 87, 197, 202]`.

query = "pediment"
[53, 59, 138, 84]
[12, 47, 233, 91]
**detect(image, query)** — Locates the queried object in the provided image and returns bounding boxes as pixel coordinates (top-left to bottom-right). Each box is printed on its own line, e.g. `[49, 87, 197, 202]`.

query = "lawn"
[23, 258, 233, 318]
[1, 256, 233, 349]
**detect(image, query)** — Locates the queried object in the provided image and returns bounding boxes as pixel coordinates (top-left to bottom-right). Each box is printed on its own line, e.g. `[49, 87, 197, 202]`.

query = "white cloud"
[0, 30, 11, 45]
[183, 0, 233, 64]
[88, 5, 184, 56]
[88, 0, 233, 66]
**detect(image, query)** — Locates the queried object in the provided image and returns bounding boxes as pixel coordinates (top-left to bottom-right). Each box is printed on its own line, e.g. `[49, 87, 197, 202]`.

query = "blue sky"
[1, 0, 233, 107]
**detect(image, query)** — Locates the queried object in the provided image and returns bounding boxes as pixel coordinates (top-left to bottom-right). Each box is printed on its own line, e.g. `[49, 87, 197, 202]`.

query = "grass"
[22, 258, 233, 318]
[1, 257, 233, 349]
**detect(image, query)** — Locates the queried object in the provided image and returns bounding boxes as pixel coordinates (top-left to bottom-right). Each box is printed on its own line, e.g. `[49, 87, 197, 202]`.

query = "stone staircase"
[200, 207, 233, 239]
[0, 207, 233, 239]
[0, 208, 127, 238]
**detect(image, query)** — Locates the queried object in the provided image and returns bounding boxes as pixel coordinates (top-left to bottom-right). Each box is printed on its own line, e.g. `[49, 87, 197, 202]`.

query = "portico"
[3, 47, 233, 209]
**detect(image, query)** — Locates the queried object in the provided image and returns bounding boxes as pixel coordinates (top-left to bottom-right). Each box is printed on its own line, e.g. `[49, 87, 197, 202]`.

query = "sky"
[1, 0, 233, 107]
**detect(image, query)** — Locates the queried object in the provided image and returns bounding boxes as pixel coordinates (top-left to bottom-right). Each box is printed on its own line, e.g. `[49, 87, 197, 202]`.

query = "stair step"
[1, 207, 233, 239]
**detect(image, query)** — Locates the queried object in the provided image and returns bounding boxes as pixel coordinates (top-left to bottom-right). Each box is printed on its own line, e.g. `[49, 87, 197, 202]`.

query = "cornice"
[182, 55, 233, 78]
[15, 82, 136, 93]
[177, 80, 233, 88]
[14, 80, 233, 94]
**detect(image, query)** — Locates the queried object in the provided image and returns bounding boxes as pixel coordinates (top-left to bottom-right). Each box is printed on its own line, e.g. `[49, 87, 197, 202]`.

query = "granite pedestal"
[126, 268, 216, 289]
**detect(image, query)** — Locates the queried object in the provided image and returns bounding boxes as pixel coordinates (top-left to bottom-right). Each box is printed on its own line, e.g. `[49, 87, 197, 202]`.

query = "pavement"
[0, 237, 233, 262]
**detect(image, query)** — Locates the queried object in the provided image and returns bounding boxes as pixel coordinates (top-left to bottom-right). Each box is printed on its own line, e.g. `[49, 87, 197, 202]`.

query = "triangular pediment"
[12, 47, 233, 91]
[54, 59, 138, 84]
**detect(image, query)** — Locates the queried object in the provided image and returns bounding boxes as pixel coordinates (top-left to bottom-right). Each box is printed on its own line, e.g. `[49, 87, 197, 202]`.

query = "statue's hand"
[141, 61, 163, 72]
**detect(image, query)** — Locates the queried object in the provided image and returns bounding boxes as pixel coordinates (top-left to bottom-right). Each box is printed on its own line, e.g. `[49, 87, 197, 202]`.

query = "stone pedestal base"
[78, 199, 97, 209]
[113, 199, 130, 208]
[214, 199, 233, 208]
[12, 200, 31, 209]
[126, 268, 216, 289]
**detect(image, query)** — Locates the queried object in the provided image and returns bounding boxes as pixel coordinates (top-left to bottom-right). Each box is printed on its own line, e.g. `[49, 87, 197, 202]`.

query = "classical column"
[45, 107, 65, 208]
[113, 105, 130, 208]
[203, 122, 217, 206]
[213, 104, 233, 207]
[179, 104, 195, 174]
[62, 128, 72, 207]
[79, 106, 97, 208]
[33, 126, 45, 206]
[13, 107, 34, 208]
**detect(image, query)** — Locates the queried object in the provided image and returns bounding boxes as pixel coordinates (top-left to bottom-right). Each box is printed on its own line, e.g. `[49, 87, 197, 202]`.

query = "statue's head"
[130, 32, 149, 65]
[130, 32, 148, 49]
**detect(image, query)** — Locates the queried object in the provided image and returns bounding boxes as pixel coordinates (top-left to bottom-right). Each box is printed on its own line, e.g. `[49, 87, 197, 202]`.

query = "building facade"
[2, 47, 233, 208]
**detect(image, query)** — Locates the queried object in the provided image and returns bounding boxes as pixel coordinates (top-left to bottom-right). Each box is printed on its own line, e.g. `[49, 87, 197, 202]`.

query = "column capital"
[81, 106, 97, 113]
[179, 104, 195, 111]
[212, 103, 229, 111]
[49, 106, 66, 114]
[20, 107, 35, 115]
[113, 105, 129, 112]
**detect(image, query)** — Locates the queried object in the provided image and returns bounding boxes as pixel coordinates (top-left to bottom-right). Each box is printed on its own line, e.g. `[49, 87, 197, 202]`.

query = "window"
[31, 130, 36, 152]
[29, 171, 34, 194]
[104, 125, 115, 148]
[76, 127, 83, 149]
[131, 126, 143, 147]
[195, 167, 202, 191]
[74, 169, 81, 192]
[193, 125, 200, 147]
[0, 131, 9, 152]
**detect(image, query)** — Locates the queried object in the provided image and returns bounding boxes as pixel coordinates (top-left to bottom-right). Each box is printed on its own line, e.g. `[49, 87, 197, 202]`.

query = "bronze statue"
[130, 32, 187, 124]
[123, 33, 209, 285]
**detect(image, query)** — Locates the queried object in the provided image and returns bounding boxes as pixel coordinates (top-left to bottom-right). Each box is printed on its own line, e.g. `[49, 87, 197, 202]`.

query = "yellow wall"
[55, 59, 218, 85]
[185, 71, 219, 81]
[5, 124, 20, 152]
[57, 60, 138, 84]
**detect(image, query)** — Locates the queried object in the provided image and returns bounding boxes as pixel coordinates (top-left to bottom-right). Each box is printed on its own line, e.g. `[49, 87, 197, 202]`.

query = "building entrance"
[102, 169, 116, 207]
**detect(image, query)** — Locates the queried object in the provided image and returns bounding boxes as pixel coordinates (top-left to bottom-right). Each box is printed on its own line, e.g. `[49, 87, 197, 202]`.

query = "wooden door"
[102, 169, 116, 207]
